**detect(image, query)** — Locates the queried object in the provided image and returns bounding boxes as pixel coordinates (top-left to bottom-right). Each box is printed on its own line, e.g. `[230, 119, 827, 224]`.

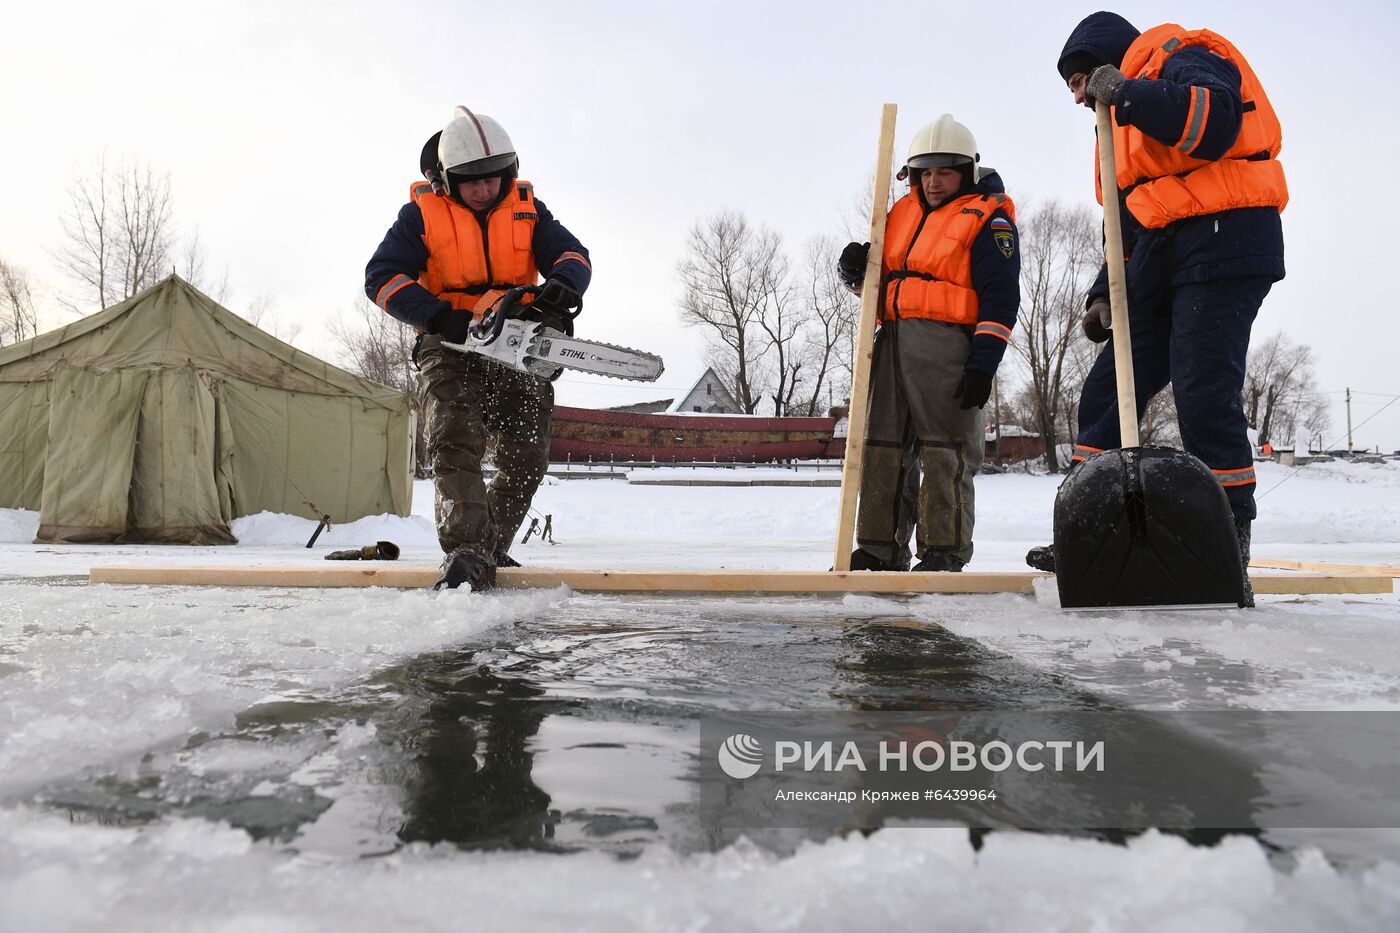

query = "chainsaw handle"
[471, 285, 540, 345]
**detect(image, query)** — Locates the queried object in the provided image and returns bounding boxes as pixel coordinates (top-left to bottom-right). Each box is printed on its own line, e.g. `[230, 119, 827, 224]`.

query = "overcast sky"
[4, 0, 1399, 450]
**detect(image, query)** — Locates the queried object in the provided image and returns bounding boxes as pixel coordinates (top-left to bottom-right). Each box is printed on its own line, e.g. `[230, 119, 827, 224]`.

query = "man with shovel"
[1027, 12, 1287, 606]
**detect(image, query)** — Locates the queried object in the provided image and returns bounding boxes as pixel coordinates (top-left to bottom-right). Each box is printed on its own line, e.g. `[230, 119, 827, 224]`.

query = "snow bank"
[0, 582, 566, 798]
[0, 810, 1396, 933]
[231, 510, 438, 548]
[0, 507, 37, 544]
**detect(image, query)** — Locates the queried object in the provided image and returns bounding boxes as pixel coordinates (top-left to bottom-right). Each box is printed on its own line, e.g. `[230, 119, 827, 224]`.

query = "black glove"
[429, 306, 470, 344]
[1081, 299, 1112, 343]
[1086, 64, 1127, 105]
[525, 278, 580, 335]
[838, 241, 870, 290]
[324, 541, 400, 561]
[953, 370, 993, 410]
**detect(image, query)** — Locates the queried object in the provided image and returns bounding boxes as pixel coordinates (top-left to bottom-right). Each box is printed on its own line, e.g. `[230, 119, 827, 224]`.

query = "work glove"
[324, 541, 401, 561]
[523, 278, 579, 335]
[429, 305, 471, 344]
[1081, 298, 1112, 343]
[953, 369, 993, 410]
[1086, 64, 1127, 105]
[838, 241, 870, 290]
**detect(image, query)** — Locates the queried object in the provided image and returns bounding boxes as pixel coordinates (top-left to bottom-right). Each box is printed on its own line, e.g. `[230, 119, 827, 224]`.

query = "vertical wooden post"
[1095, 100, 1139, 448]
[833, 103, 898, 571]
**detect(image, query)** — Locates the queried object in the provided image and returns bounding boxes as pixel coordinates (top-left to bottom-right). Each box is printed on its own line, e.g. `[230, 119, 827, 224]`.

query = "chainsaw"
[440, 285, 664, 382]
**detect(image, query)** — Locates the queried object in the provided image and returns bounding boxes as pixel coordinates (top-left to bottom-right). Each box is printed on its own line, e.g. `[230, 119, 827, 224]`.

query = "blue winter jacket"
[365, 188, 591, 334]
[1060, 13, 1285, 306]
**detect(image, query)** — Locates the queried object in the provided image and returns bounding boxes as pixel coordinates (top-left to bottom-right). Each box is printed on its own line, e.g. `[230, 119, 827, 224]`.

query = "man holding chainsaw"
[1026, 13, 1287, 607]
[366, 106, 591, 591]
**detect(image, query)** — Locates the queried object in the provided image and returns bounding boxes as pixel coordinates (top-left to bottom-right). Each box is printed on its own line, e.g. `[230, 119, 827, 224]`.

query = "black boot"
[1236, 518, 1254, 608]
[912, 550, 965, 573]
[834, 548, 909, 572]
[434, 548, 497, 592]
[1025, 545, 1056, 573]
[847, 548, 896, 571]
[495, 551, 522, 569]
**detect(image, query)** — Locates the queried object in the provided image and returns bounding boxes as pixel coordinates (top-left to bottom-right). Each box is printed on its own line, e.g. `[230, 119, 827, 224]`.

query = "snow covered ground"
[2, 460, 1399, 931]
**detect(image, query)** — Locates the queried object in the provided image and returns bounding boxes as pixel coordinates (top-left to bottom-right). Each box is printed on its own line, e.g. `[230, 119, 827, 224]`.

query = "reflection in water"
[393, 648, 570, 851]
[829, 620, 1266, 849]
[833, 619, 1110, 711]
[29, 600, 1292, 859]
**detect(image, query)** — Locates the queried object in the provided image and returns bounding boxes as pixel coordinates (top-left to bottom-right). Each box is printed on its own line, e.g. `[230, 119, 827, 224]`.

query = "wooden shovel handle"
[1095, 100, 1140, 449]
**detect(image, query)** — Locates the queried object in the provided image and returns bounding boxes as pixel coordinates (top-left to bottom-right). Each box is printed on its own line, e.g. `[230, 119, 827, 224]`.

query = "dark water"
[34, 593, 1369, 862]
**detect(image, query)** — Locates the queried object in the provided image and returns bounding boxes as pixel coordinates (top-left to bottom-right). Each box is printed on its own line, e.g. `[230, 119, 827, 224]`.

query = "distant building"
[667, 367, 742, 414]
[606, 399, 674, 414]
[985, 423, 1044, 464]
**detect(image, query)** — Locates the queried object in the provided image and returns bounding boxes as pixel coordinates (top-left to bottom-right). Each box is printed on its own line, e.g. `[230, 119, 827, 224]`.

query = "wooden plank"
[1251, 558, 1400, 578]
[1251, 574, 1393, 595]
[833, 103, 898, 572]
[88, 566, 1392, 596]
[90, 565, 1044, 593]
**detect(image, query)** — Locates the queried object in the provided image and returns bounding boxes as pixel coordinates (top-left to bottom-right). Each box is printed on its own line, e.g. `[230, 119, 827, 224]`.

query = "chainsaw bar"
[527, 331, 665, 382]
[440, 319, 664, 383]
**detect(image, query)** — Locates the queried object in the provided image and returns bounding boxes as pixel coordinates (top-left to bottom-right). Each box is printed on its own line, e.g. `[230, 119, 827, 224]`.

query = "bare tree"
[751, 238, 808, 416]
[677, 211, 777, 414]
[56, 153, 174, 311]
[242, 292, 302, 345]
[797, 235, 858, 415]
[180, 226, 231, 303]
[0, 257, 40, 346]
[1008, 200, 1102, 472]
[330, 296, 427, 470]
[1138, 391, 1182, 447]
[1243, 332, 1329, 447]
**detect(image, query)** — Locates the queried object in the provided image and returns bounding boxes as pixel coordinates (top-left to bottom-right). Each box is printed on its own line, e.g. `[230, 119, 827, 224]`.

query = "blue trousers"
[1074, 275, 1272, 521]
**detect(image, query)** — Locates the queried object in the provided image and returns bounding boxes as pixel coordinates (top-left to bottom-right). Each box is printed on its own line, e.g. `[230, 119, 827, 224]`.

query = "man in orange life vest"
[1026, 13, 1287, 607]
[838, 115, 1020, 572]
[365, 107, 591, 591]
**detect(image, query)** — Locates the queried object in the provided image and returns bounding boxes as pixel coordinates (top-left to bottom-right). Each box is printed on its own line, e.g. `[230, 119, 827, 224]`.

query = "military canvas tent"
[0, 275, 414, 544]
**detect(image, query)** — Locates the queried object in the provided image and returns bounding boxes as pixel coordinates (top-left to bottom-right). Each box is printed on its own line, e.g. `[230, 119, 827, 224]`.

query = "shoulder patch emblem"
[990, 218, 1015, 259]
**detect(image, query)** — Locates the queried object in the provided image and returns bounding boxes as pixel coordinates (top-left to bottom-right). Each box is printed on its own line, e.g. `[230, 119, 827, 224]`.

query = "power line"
[1259, 391, 1400, 500]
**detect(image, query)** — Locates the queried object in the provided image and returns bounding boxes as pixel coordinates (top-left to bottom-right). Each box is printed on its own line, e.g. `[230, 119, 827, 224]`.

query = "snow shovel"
[1051, 101, 1244, 610]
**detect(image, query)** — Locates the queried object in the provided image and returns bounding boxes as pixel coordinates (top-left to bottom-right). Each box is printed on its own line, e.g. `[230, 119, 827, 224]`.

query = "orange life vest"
[411, 179, 540, 319]
[1096, 24, 1288, 229]
[881, 190, 1015, 325]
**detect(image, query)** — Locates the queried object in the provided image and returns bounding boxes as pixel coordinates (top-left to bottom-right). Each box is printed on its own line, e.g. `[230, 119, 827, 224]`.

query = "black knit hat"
[1058, 51, 1104, 82]
[1057, 11, 1140, 81]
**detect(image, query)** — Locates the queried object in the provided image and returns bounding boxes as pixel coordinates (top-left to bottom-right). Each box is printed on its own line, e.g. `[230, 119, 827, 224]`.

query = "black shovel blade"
[1053, 446, 1244, 609]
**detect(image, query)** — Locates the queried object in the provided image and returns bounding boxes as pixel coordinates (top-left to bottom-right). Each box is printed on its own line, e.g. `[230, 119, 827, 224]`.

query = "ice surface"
[1, 460, 1398, 928]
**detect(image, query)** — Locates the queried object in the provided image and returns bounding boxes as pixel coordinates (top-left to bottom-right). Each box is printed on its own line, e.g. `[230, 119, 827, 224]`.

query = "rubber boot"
[495, 551, 522, 569]
[912, 550, 965, 573]
[434, 548, 497, 592]
[1025, 545, 1056, 573]
[846, 548, 904, 572]
[1236, 518, 1254, 608]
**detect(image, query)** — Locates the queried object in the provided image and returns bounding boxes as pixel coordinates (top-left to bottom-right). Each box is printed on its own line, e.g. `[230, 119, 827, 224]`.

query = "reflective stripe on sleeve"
[974, 321, 1013, 343]
[375, 274, 416, 309]
[1176, 86, 1211, 154]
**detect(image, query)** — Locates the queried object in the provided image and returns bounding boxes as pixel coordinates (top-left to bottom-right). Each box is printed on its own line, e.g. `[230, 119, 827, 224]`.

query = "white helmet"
[905, 114, 979, 177]
[437, 105, 518, 180]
